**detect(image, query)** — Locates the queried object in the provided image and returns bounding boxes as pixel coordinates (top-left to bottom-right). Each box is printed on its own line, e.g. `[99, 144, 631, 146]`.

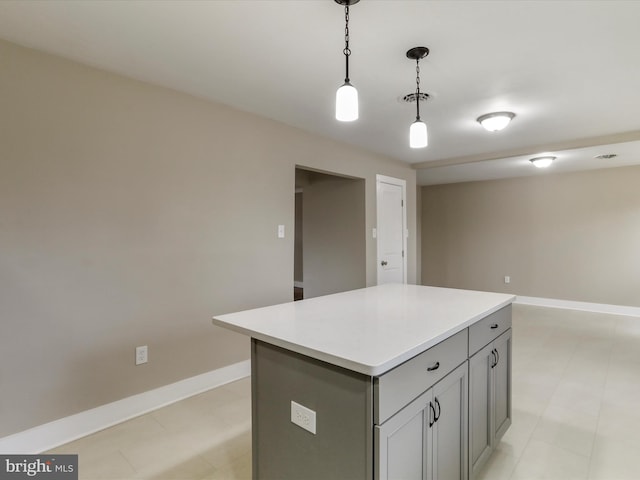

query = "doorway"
[294, 167, 366, 300]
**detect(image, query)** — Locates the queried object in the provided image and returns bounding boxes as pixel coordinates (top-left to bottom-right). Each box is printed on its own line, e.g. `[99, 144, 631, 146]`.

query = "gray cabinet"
[469, 326, 512, 479]
[375, 362, 468, 480]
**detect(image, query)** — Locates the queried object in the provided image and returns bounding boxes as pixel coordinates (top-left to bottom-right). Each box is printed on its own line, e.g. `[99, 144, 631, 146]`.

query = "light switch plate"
[278, 225, 285, 238]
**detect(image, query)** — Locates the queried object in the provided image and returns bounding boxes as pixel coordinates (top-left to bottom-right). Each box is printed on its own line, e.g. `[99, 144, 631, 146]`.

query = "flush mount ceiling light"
[530, 156, 556, 168]
[335, 0, 359, 122]
[406, 46, 430, 148]
[477, 111, 515, 132]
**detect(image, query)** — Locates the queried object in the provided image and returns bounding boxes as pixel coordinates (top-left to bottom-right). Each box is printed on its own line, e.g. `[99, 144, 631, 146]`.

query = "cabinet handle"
[434, 397, 441, 423]
[429, 401, 436, 428]
[491, 349, 497, 368]
[495, 348, 500, 366]
[427, 361, 440, 372]
[490, 323, 499, 329]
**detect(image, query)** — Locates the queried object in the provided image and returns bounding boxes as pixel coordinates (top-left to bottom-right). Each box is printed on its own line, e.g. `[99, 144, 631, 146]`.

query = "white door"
[376, 175, 407, 284]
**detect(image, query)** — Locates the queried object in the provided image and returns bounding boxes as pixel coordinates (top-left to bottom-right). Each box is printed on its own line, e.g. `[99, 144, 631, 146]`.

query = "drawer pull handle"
[490, 323, 499, 329]
[427, 362, 440, 372]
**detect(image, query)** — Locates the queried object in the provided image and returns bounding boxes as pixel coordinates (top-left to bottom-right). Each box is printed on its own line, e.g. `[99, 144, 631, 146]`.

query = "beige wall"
[421, 165, 640, 307]
[0, 39, 416, 437]
[301, 172, 366, 299]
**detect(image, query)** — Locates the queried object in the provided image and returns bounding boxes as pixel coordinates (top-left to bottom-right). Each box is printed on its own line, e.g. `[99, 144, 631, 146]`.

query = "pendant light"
[335, 0, 359, 122]
[406, 47, 430, 148]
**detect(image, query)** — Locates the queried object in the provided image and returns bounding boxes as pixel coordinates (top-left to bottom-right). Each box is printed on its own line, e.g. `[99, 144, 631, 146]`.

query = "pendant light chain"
[343, 5, 351, 82]
[415, 59, 421, 120]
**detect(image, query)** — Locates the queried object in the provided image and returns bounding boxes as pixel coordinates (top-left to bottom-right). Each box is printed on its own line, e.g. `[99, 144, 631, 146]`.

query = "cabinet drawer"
[468, 305, 512, 356]
[374, 329, 468, 425]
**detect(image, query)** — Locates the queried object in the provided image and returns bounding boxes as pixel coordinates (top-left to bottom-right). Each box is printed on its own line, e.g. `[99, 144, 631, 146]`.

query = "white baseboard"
[515, 295, 640, 317]
[0, 359, 250, 454]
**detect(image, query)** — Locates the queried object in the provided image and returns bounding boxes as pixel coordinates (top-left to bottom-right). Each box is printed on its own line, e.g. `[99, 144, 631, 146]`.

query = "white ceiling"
[1, 0, 640, 185]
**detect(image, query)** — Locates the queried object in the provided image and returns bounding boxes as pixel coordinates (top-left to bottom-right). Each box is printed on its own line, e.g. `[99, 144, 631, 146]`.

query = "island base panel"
[251, 339, 373, 480]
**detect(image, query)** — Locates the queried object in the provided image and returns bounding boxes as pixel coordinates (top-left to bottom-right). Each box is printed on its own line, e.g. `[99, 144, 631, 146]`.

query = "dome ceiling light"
[530, 156, 556, 168]
[477, 111, 516, 132]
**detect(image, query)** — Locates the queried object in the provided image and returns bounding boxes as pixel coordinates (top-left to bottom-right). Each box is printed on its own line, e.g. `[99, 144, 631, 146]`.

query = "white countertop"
[212, 284, 514, 376]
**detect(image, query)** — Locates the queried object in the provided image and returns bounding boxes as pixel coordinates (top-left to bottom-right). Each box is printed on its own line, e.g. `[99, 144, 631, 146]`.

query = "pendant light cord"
[343, 5, 351, 82]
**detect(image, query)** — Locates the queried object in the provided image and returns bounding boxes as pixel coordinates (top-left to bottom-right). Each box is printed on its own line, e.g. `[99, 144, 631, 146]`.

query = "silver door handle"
[381, 260, 388, 266]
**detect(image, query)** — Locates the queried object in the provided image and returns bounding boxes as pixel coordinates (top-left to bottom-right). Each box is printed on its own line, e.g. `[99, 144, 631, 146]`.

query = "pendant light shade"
[335, 0, 359, 122]
[336, 81, 358, 121]
[405, 47, 430, 149]
[410, 120, 428, 148]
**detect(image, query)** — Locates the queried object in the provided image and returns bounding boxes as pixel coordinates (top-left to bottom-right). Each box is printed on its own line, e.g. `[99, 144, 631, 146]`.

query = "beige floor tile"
[77, 450, 136, 480]
[476, 449, 518, 480]
[133, 454, 214, 480]
[118, 430, 197, 473]
[531, 404, 597, 457]
[495, 409, 540, 460]
[510, 438, 590, 480]
[609, 339, 640, 365]
[547, 381, 603, 417]
[589, 436, 640, 480]
[595, 404, 640, 452]
[210, 396, 251, 430]
[199, 451, 251, 480]
[198, 428, 251, 470]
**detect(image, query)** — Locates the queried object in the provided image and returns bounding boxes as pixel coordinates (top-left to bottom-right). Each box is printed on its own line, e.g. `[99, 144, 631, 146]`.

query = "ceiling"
[1, 0, 640, 185]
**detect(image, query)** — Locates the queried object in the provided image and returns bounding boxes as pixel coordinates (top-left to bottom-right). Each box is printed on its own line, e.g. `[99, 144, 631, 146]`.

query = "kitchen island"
[213, 284, 514, 480]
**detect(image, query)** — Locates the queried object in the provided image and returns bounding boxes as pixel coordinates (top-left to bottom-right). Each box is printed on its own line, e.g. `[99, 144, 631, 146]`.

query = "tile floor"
[48, 304, 640, 479]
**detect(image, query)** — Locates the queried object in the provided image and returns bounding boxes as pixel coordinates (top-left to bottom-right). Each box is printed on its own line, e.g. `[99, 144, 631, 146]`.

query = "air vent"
[594, 154, 617, 159]
[402, 92, 430, 103]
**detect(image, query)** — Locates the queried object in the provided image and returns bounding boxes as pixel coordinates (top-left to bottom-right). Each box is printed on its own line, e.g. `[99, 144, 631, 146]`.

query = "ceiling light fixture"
[406, 46, 430, 149]
[530, 156, 556, 168]
[335, 0, 359, 122]
[477, 111, 515, 132]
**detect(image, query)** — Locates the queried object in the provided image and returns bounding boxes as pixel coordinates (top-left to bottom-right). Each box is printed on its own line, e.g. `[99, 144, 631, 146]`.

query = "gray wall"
[0, 39, 417, 437]
[301, 172, 366, 299]
[294, 191, 303, 284]
[421, 165, 640, 307]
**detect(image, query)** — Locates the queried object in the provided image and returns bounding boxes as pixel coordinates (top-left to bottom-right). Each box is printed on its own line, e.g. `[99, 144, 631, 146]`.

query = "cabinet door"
[468, 343, 494, 479]
[431, 362, 468, 480]
[493, 330, 512, 442]
[375, 389, 431, 480]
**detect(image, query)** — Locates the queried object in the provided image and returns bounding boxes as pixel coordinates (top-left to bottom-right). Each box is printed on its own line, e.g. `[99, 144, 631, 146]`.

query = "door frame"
[376, 174, 408, 285]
